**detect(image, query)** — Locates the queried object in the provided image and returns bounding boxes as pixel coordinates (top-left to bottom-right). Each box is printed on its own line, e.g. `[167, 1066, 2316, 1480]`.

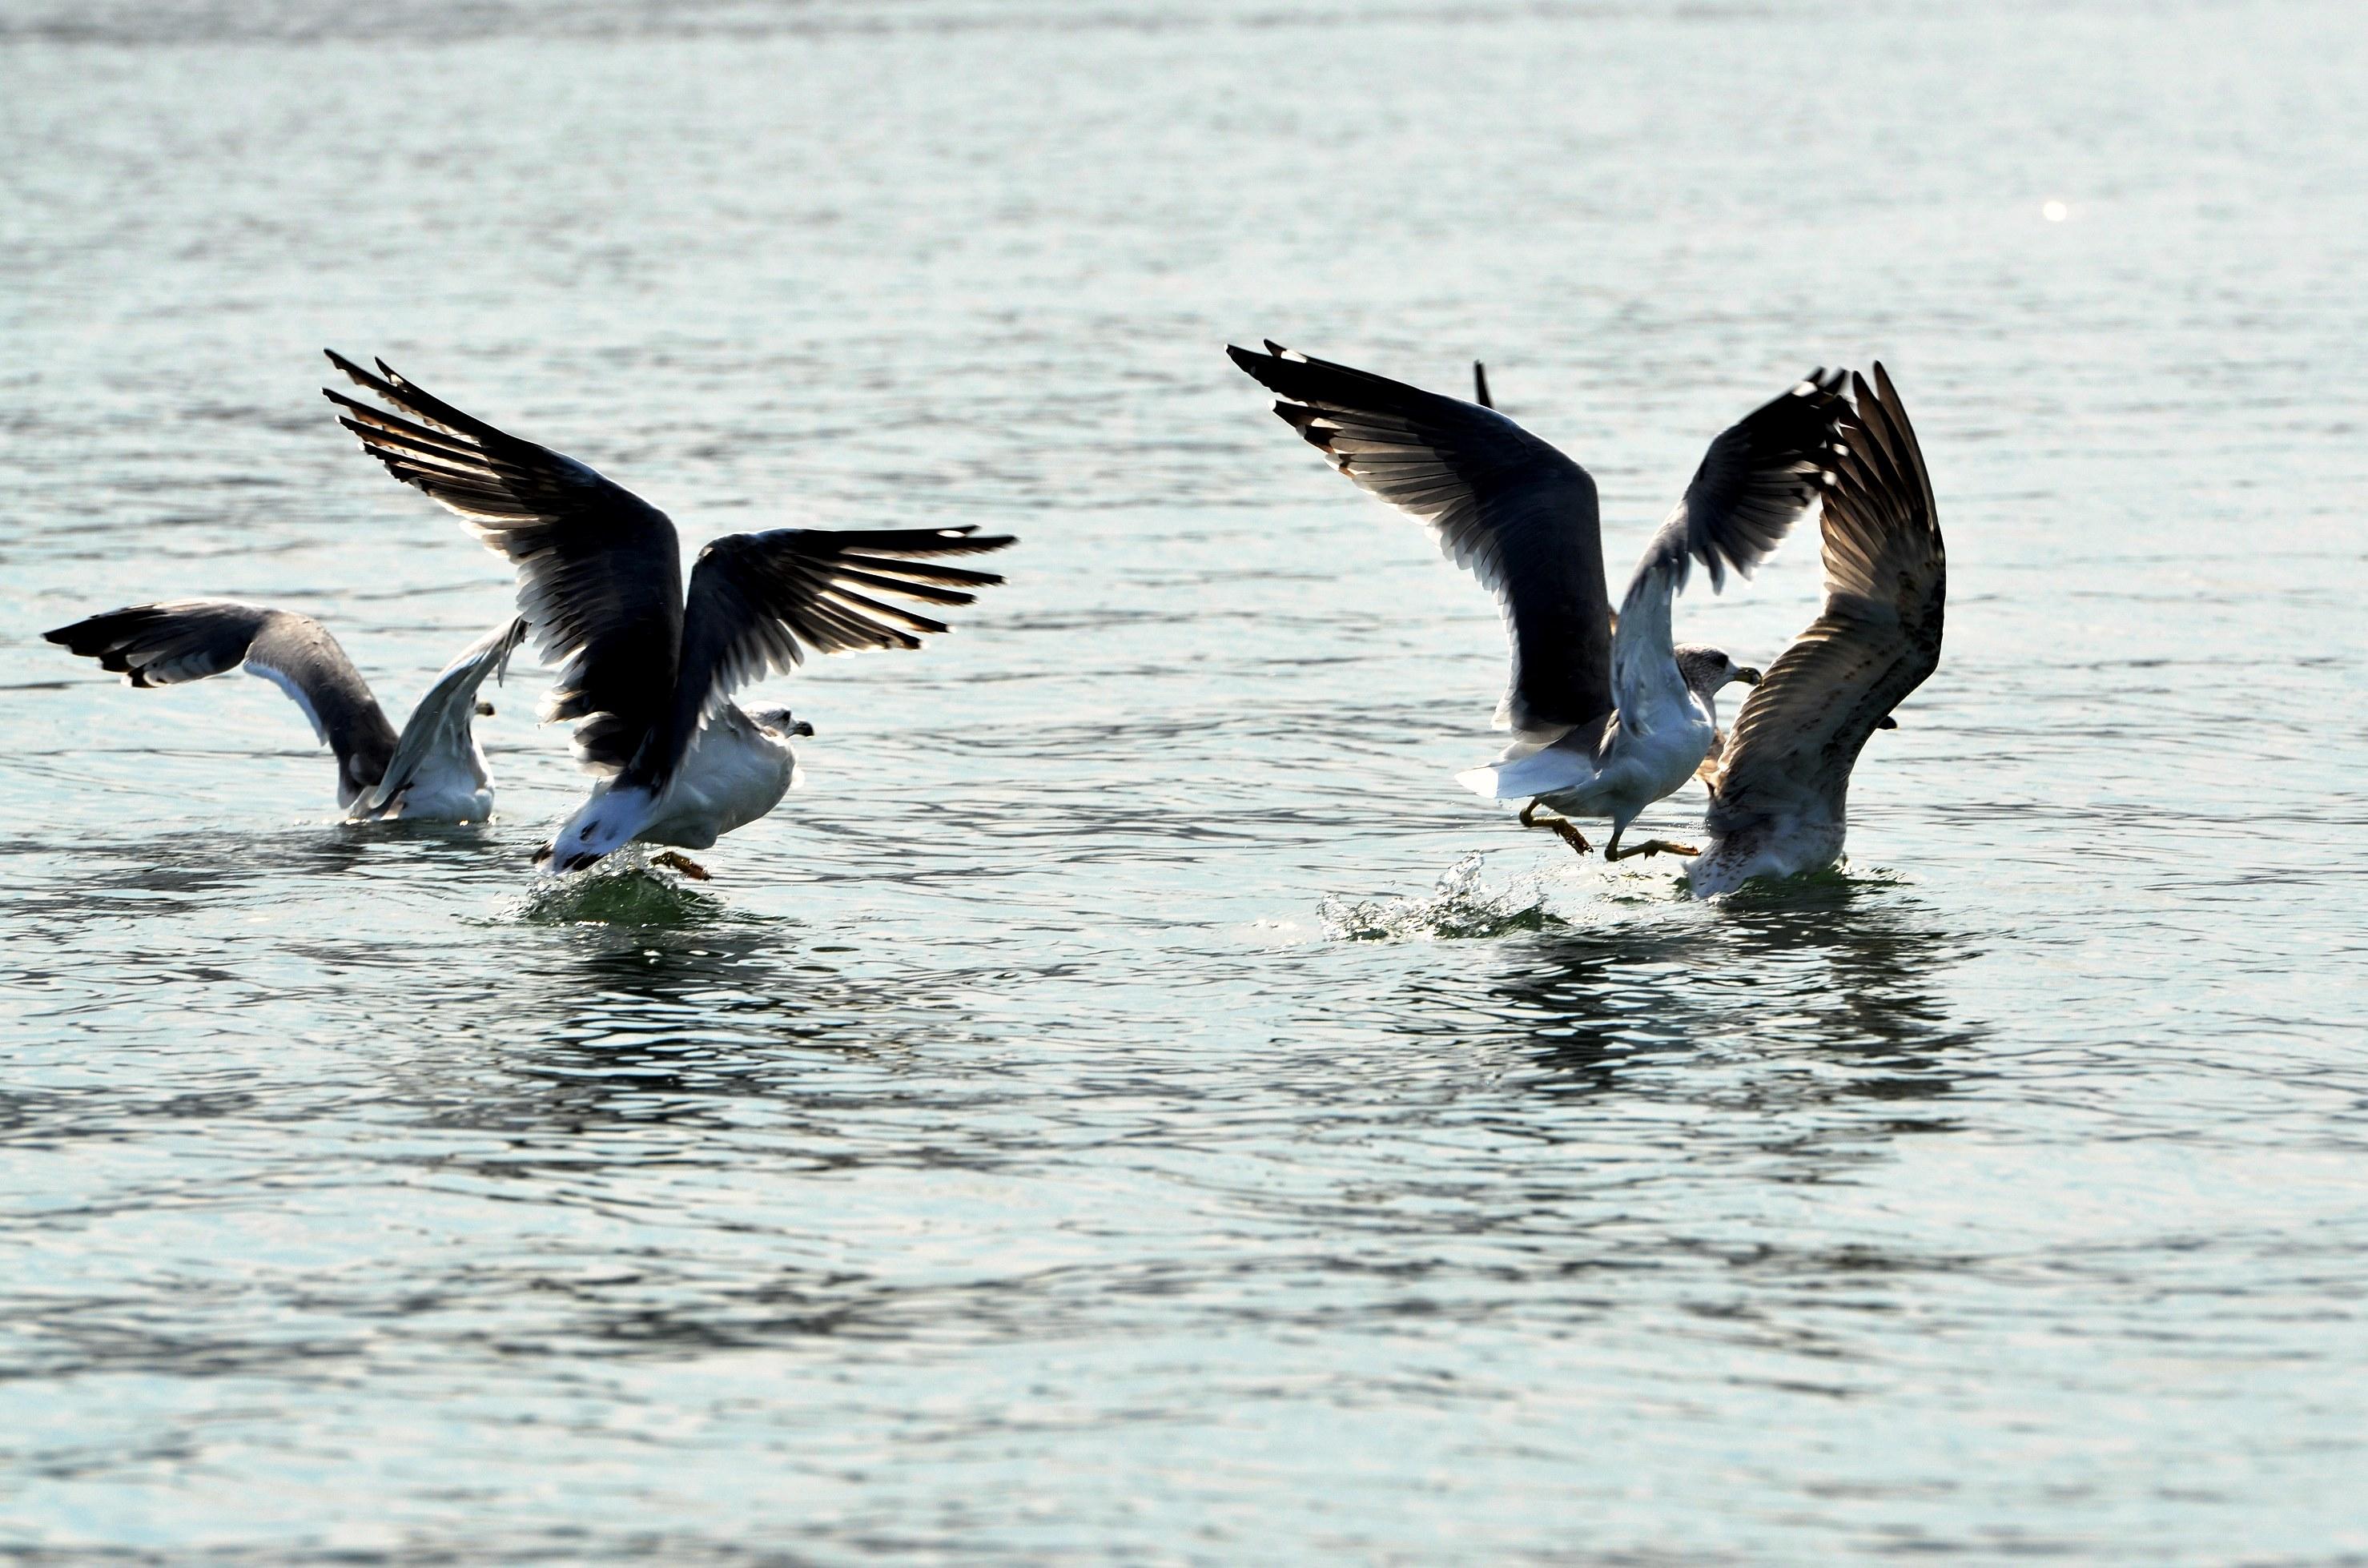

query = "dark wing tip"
[1230, 342, 1299, 399]
[942, 528, 1018, 553]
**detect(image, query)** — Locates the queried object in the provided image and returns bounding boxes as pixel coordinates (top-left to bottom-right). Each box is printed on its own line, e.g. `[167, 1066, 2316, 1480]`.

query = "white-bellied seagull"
[43, 602, 525, 822]
[320, 351, 1015, 878]
[1228, 342, 1843, 860]
[1688, 365, 1943, 897]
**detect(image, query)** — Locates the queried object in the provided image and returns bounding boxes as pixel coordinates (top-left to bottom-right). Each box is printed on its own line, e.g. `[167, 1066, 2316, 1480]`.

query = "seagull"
[43, 601, 525, 821]
[1688, 365, 1944, 898]
[320, 351, 1016, 878]
[1228, 342, 1843, 859]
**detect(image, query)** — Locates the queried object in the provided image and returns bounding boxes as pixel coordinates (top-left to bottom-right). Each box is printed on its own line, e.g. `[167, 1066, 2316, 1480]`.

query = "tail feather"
[1456, 746, 1597, 801]
[543, 783, 657, 874]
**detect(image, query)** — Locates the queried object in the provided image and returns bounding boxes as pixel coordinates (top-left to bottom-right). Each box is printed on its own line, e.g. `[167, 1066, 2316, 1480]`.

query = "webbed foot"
[1546, 820, 1592, 855]
[1518, 800, 1592, 855]
[651, 851, 712, 881]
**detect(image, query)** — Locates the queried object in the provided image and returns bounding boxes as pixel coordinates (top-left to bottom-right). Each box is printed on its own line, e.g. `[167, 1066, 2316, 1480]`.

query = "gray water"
[3, 1, 2366, 1562]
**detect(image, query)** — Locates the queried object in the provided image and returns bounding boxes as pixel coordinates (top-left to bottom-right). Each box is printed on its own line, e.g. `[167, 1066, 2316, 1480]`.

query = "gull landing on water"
[43, 603, 525, 822]
[1688, 366, 1944, 899]
[321, 351, 1015, 878]
[1228, 342, 1842, 861]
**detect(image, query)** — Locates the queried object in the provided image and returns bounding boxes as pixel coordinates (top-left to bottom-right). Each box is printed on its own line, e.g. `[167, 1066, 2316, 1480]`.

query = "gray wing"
[42, 600, 399, 806]
[356, 616, 529, 817]
[630, 527, 1015, 790]
[1228, 342, 1610, 745]
[324, 351, 681, 775]
[1703, 364, 1944, 834]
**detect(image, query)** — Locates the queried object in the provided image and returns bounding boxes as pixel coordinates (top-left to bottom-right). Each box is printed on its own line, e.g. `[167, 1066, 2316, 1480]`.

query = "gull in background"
[322, 351, 1015, 878]
[1688, 365, 1944, 898]
[1228, 342, 1843, 860]
[44, 602, 525, 822]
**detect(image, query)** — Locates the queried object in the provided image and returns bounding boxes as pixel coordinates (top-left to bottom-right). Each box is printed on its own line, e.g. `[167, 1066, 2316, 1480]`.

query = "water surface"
[3, 1, 2366, 1561]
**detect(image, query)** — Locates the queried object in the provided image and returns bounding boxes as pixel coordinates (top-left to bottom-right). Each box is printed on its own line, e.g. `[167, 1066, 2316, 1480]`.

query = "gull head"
[752, 706, 816, 740]
[1674, 645, 1761, 701]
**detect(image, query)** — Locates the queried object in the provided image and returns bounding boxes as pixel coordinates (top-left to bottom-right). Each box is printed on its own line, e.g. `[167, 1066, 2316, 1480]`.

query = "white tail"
[542, 784, 657, 874]
[1456, 747, 1594, 801]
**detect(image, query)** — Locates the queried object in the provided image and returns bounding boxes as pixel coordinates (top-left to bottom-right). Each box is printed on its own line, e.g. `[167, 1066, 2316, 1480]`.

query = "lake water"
[3, 1, 2366, 1561]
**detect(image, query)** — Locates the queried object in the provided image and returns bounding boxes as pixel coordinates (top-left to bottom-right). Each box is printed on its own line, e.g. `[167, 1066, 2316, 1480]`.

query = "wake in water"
[1321, 852, 1564, 941]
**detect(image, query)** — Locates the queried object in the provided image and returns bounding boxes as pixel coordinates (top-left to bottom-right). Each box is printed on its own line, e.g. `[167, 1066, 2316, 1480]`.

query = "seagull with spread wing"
[1228, 343, 1843, 860]
[44, 603, 525, 822]
[1687, 365, 1944, 897]
[321, 351, 1015, 877]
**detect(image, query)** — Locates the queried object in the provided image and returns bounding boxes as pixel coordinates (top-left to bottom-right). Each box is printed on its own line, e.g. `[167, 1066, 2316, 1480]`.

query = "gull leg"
[1518, 799, 1591, 856]
[651, 850, 712, 881]
[1606, 837, 1699, 861]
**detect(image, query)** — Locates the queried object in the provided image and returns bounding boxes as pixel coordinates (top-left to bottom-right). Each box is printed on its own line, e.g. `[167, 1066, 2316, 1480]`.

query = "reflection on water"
[1499, 882, 1983, 1101]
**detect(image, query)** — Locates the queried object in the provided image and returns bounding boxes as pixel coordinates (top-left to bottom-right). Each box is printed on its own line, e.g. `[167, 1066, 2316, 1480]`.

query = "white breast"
[638, 708, 796, 850]
[388, 739, 494, 822]
[1545, 690, 1714, 823]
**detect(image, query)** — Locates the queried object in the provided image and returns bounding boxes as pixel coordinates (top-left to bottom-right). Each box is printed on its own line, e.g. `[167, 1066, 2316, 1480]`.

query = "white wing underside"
[244, 661, 329, 745]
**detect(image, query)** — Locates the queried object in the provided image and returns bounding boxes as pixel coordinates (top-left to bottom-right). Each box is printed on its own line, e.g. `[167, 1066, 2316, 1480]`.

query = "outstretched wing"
[1228, 341, 1610, 746]
[1606, 370, 1845, 721]
[630, 526, 1016, 789]
[1625, 368, 1847, 599]
[356, 616, 528, 818]
[1703, 364, 1944, 833]
[42, 600, 400, 806]
[323, 351, 681, 774]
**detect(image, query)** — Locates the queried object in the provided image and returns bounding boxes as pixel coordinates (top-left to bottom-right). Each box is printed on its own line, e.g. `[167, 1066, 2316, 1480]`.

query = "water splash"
[1321, 852, 1562, 941]
[504, 850, 726, 927]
